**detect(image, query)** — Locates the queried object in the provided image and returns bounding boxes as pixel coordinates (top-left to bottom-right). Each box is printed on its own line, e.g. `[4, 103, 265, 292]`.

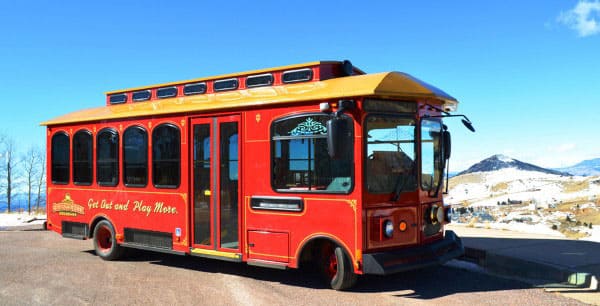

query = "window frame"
[270, 113, 354, 194]
[109, 93, 128, 105]
[152, 123, 181, 189]
[132, 90, 152, 102]
[184, 82, 207, 95]
[246, 73, 274, 88]
[214, 78, 239, 92]
[96, 128, 119, 187]
[282, 68, 313, 84]
[156, 86, 178, 99]
[72, 129, 93, 186]
[420, 118, 444, 196]
[51, 131, 70, 185]
[122, 125, 148, 188]
[363, 98, 417, 113]
[363, 113, 418, 195]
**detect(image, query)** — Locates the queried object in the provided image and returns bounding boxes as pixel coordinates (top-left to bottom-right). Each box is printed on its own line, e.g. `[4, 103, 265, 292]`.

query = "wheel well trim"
[88, 213, 116, 239]
[294, 233, 356, 272]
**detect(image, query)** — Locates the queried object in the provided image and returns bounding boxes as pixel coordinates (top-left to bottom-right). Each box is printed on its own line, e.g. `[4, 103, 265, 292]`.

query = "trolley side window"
[123, 126, 148, 187]
[152, 124, 180, 188]
[73, 130, 93, 185]
[51, 132, 70, 184]
[97, 128, 119, 186]
[271, 114, 353, 193]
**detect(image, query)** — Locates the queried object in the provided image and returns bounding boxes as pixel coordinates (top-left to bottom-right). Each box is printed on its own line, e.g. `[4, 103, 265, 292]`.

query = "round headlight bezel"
[445, 207, 452, 223]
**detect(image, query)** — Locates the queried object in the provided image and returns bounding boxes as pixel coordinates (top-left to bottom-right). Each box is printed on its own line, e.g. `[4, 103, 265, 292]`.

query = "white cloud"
[558, 0, 600, 37]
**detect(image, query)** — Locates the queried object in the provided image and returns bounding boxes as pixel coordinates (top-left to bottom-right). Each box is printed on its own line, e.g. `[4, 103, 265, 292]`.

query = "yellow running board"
[190, 248, 242, 262]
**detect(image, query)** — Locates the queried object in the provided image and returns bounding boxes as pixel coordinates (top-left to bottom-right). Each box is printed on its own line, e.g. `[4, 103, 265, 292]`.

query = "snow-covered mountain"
[555, 158, 600, 177]
[448, 154, 596, 208]
[446, 155, 600, 242]
[457, 154, 566, 176]
[448, 168, 585, 206]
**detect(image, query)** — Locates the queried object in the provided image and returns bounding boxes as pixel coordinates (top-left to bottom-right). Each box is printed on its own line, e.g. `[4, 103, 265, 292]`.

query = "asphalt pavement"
[1, 229, 588, 306]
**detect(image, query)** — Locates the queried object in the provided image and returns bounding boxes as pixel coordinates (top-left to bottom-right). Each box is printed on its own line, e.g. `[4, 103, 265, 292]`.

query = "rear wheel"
[321, 244, 357, 290]
[93, 220, 124, 261]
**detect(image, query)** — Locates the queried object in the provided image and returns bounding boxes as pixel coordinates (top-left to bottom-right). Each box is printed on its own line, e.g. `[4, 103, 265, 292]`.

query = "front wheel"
[93, 220, 124, 261]
[322, 245, 357, 290]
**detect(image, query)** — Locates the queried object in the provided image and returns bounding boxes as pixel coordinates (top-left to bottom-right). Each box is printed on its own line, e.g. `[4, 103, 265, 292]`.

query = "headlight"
[384, 220, 394, 238]
[437, 206, 445, 224]
[430, 205, 445, 224]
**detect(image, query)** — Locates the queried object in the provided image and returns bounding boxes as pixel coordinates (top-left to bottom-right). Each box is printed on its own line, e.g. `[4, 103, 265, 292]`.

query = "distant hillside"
[555, 158, 600, 176]
[448, 164, 599, 209]
[457, 154, 566, 176]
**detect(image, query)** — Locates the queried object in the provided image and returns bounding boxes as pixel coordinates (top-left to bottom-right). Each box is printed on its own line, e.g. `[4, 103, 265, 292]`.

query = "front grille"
[423, 222, 442, 236]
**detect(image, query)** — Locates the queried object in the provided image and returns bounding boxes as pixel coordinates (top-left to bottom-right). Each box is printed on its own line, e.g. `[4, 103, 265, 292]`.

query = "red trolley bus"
[42, 60, 471, 290]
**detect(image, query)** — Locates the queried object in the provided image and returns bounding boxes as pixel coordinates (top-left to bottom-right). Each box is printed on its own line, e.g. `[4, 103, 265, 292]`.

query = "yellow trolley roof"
[41, 64, 458, 126]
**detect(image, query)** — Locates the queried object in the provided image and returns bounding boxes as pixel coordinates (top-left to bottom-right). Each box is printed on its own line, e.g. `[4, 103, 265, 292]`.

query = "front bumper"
[362, 230, 464, 275]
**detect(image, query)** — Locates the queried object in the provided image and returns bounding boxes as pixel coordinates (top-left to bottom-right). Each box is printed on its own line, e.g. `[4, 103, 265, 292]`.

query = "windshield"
[365, 115, 416, 194]
[421, 119, 444, 195]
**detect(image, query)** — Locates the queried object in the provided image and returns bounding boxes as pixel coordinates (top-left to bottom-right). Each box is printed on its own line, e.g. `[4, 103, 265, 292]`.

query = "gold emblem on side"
[52, 193, 85, 216]
[256, 114, 261, 123]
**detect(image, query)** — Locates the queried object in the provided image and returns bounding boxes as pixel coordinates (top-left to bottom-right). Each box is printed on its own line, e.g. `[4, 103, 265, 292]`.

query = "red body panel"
[47, 95, 449, 275]
[47, 115, 191, 252]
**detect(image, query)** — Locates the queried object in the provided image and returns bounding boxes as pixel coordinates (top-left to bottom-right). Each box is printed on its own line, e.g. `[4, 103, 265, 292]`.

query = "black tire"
[93, 220, 124, 261]
[322, 245, 357, 290]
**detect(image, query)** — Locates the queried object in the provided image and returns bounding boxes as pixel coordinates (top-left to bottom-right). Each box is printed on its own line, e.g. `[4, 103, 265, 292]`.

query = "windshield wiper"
[391, 172, 408, 201]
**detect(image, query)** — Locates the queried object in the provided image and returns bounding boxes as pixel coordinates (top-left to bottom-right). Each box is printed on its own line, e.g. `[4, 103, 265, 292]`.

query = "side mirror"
[462, 119, 475, 132]
[327, 117, 351, 159]
[443, 130, 451, 160]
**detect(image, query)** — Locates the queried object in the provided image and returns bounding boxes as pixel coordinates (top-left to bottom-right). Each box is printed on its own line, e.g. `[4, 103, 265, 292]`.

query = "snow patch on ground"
[582, 225, 600, 243]
[448, 169, 600, 207]
[0, 213, 46, 229]
[447, 169, 600, 242]
[470, 222, 566, 238]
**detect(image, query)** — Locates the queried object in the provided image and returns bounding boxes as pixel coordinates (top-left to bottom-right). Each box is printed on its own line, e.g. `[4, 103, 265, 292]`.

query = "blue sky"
[1, 0, 599, 171]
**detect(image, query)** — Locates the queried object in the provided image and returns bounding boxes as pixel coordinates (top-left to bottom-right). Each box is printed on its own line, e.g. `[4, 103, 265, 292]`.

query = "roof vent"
[282, 68, 313, 83]
[184, 82, 207, 95]
[109, 93, 127, 105]
[157, 86, 177, 99]
[246, 73, 274, 88]
[214, 78, 239, 92]
[132, 90, 151, 102]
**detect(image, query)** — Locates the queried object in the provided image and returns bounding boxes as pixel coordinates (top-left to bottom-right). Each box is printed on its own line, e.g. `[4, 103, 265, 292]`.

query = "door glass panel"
[193, 124, 211, 245]
[220, 122, 239, 249]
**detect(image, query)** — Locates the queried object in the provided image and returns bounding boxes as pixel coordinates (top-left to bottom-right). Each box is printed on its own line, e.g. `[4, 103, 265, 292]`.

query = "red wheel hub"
[96, 225, 112, 252]
[326, 253, 338, 279]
